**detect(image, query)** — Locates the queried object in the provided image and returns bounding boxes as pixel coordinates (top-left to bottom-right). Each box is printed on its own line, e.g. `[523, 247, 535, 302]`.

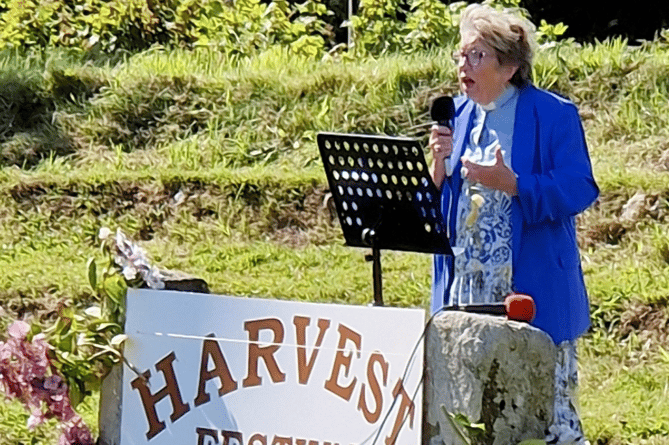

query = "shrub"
[350, 0, 464, 55]
[0, 0, 569, 59]
[0, 0, 168, 52]
[0, 0, 334, 57]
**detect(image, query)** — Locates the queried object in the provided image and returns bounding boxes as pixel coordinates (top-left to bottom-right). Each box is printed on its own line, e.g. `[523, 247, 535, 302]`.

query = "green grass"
[2, 37, 669, 444]
[580, 342, 669, 444]
[0, 393, 100, 445]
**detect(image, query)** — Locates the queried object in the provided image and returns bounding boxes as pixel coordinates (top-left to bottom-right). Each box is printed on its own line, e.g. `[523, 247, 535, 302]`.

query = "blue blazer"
[431, 85, 599, 345]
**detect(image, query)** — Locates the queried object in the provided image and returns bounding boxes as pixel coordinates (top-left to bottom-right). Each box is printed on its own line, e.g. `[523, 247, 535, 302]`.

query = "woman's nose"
[458, 60, 469, 74]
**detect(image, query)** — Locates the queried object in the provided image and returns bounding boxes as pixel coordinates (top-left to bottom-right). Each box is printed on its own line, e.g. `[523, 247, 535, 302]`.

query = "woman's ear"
[503, 64, 519, 83]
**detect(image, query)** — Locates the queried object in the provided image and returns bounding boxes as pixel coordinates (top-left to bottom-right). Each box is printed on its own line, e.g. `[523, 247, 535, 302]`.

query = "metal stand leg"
[362, 228, 384, 307]
[371, 247, 383, 306]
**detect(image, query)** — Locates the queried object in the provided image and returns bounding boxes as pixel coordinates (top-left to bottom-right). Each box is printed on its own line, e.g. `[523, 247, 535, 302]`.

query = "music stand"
[317, 132, 453, 306]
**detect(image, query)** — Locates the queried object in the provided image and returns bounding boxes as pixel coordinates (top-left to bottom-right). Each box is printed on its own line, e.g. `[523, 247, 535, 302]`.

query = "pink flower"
[59, 417, 94, 445]
[8, 320, 30, 340]
[1, 321, 94, 444]
[27, 407, 45, 430]
[44, 375, 67, 395]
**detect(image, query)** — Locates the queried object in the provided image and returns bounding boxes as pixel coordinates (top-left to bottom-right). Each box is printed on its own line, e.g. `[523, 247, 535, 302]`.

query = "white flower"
[145, 270, 166, 290]
[122, 266, 137, 280]
[173, 189, 186, 205]
[98, 227, 112, 241]
[84, 306, 101, 318]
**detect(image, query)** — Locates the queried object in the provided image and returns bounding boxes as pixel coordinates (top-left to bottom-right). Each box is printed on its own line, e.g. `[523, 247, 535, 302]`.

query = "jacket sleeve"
[515, 101, 599, 224]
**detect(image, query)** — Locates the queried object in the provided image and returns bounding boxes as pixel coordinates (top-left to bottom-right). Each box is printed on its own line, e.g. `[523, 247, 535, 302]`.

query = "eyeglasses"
[452, 49, 490, 68]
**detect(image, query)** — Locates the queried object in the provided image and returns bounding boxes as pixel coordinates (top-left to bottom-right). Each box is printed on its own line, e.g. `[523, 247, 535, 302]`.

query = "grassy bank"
[1, 36, 669, 443]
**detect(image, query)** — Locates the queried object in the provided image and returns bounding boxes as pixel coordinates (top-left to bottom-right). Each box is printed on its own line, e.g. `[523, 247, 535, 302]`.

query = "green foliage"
[350, 0, 465, 55]
[0, 0, 332, 58]
[0, 0, 569, 60]
[0, 0, 168, 52]
[40, 234, 127, 409]
[348, 0, 554, 57]
[441, 406, 486, 445]
[190, 0, 331, 58]
[536, 19, 569, 44]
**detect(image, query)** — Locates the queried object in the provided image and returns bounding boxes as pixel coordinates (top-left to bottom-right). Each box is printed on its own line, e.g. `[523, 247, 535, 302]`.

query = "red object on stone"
[504, 293, 536, 322]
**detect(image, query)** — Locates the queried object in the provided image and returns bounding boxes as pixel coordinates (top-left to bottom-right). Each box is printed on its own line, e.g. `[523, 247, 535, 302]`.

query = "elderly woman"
[429, 4, 598, 445]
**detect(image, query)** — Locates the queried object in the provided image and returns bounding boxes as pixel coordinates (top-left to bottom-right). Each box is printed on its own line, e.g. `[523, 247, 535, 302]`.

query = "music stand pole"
[363, 228, 383, 306]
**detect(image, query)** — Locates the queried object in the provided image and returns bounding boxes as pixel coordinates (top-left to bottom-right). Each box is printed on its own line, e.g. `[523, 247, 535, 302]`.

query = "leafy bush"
[0, 0, 169, 52]
[0, 0, 333, 57]
[349, 0, 464, 55]
[190, 0, 332, 57]
[348, 0, 560, 56]
[0, 0, 570, 59]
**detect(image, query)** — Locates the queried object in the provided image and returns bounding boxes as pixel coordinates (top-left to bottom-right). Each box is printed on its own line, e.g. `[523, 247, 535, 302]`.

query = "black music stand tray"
[317, 132, 453, 307]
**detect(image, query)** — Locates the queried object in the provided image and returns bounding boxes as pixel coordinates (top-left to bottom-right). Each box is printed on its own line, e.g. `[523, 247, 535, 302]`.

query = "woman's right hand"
[429, 124, 453, 189]
[429, 124, 453, 161]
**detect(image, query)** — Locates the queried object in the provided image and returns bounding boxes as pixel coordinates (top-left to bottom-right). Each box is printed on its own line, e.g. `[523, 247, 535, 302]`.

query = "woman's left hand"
[462, 146, 518, 196]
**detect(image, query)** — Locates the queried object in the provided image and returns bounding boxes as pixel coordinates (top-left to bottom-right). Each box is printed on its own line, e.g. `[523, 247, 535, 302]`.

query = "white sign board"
[120, 289, 425, 445]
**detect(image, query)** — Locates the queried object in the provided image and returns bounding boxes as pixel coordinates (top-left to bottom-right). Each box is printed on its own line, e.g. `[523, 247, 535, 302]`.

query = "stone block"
[99, 363, 123, 445]
[425, 311, 557, 445]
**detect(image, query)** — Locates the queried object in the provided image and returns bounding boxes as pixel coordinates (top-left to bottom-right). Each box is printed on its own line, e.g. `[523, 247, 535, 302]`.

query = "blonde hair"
[459, 3, 536, 87]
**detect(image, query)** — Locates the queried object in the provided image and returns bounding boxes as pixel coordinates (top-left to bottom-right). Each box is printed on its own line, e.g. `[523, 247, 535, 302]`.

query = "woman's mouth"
[461, 77, 475, 88]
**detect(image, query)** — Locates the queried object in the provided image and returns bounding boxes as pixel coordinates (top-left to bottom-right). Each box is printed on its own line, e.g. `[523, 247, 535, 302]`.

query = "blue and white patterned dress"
[449, 86, 517, 306]
[547, 340, 587, 445]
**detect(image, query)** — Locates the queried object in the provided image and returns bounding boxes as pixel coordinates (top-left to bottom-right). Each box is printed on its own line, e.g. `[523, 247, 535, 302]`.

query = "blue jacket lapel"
[444, 98, 475, 239]
[511, 86, 537, 176]
[449, 98, 475, 199]
[511, 86, 538, 266]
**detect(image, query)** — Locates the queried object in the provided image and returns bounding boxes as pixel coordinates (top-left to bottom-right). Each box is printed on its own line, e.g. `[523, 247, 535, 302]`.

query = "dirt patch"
[0, 288, 72, 326]
[578, 191, 667, 248]
[618, 300, 669, 348]
[5, 179, 338, 244]
[0, 75, 76, 168]
[263, 187, 340, 247]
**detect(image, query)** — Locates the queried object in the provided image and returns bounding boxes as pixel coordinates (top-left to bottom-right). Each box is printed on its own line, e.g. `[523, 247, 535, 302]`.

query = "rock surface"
[425, 311, 557, 445]
[99, 363, 123, 445]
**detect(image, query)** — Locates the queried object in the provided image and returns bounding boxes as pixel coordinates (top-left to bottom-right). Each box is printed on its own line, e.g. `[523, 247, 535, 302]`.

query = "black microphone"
[430, 96, 456, 175]
[430, 95, 455, 129]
